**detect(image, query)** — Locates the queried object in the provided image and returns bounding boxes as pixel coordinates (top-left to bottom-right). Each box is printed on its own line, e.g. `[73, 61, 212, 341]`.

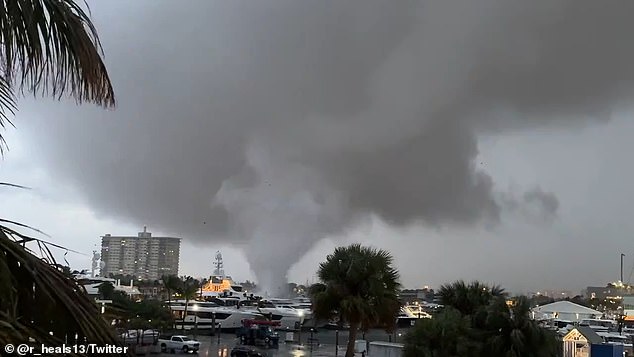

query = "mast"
[621, 253, 626, 283]
[91, 250, 100, 278]
[213, 251, 224, 278]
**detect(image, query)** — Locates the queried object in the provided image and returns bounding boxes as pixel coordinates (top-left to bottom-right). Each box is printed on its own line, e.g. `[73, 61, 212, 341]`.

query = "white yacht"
[75, 275, 141, 297]
[200, 276, 250, 300]
[270, 299, 315, 326]
[207, 296, 242, 307]
[170, 300, 264, 331]
[403, 304, 432, 319]
[289, 298, 314, 324]
[200, 251, 254, 300]
[397, 305, 432, 328]
[238, 299, 305, 330]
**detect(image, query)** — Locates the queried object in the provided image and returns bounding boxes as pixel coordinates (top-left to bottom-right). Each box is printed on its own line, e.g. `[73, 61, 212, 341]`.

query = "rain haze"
[2, 0, 634, 295]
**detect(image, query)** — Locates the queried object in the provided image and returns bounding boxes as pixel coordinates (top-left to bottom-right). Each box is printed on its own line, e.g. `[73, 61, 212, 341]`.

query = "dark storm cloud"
[17, 0, 634, 291]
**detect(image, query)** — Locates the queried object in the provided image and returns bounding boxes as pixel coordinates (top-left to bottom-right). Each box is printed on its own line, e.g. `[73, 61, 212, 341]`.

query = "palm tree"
[162, 274, 181, 329]
[484, 296, 561, 356]
[0, 0, 115, 351]
[177, 276, 200, 331]
[439, 280, 506, 317]
[98, 281, 116, 300]
[408, 280, 561, 357]
[199, 277, 208, 296]
[310, 244, 401, 357]
[403, 307, 479, 357]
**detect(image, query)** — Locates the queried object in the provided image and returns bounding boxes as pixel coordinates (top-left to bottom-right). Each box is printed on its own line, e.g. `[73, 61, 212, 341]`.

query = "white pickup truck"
[158, 335, 200, 353]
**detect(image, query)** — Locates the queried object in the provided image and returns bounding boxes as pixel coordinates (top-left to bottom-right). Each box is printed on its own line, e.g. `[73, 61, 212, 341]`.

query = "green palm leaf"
[0, 0, 115, 152]
[310, 244, 402, 357]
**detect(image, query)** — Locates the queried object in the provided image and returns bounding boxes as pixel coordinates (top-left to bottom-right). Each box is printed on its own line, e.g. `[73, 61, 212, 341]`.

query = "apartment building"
[100, 227, 181, 280]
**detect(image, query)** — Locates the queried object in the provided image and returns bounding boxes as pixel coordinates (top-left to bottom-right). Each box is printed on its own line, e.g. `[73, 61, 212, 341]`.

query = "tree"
[162, 275, 181, 329]
[439, 280, 506, 317]
[104, 291, 172, 331]
[98, 281, 115, 300]
[484, 296, 561, 356]
[406, 280, 561, 356]
[403, 307, 479, 357]
[0, 0, 115, 350]
[177, 276, 200, 330]
[310, 244, 401, 357]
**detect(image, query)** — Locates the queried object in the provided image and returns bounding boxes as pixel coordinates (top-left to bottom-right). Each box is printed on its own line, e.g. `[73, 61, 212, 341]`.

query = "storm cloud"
[14, 0, 634, 292]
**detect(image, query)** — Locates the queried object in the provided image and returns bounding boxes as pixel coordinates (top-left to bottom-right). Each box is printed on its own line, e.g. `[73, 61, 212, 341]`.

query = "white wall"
[369, 341, 404, 357]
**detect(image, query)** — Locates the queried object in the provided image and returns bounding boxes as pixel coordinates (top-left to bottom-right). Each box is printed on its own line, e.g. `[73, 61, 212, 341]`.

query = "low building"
[531, 301, 602, 322]
[137, 284, 168, 300]
[562, 326, 604, 357]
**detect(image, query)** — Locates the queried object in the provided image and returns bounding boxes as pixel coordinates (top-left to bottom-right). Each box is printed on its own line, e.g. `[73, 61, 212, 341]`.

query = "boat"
[200, 252, 258, 301]
[397, 305, 432, 328]
[201, 276, 249, 300]
[169, 300, 264, 331]
[289, 298, 314, 325]
[238, 299, 305, 330]
[75, 275, 141, 297]
[403, 303, 433, 319]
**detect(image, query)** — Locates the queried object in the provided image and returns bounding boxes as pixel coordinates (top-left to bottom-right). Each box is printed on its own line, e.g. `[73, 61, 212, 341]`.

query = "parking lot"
[156, 329, 406, 356]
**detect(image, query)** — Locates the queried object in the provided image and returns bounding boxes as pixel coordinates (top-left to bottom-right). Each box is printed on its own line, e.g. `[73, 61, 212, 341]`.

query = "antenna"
[213, 251, 224, 277]
[622, 253, 626, 283]
[91, 250, 101, 278]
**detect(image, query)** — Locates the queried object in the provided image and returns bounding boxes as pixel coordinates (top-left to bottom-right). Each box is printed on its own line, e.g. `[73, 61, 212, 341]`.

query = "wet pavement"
[157, 329, 408, 356]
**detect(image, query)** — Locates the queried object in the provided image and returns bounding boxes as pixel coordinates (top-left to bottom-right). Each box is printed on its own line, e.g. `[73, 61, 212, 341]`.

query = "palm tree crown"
[310, 244, 401, 357]
[177, 276, 200, 330]
[406, 280, 561, 357]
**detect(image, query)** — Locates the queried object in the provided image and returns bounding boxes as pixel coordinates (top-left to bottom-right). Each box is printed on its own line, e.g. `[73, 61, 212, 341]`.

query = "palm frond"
[0, 0, 115, 105]
[0, 217, 51, 237]
[0, 74, 16, 154]
[0, 0, 116, 153]
[0, 228, 131, 356]
[0, 182, 30, 189]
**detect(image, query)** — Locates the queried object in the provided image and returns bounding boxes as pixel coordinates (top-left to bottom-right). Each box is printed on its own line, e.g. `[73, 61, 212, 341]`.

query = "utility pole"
[622, 253, 626, 283]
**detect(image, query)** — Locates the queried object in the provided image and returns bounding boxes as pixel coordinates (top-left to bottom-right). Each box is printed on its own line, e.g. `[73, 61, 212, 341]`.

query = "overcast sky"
[2, 0, 634, 295]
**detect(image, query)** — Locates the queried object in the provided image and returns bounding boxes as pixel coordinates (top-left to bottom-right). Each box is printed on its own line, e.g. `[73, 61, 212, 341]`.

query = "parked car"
[230, 346, 268, 357]
[158, 335, 200, 353]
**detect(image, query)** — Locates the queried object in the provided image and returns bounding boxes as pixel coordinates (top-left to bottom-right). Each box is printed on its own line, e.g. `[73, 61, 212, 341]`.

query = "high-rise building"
[100, 227, 181, 280]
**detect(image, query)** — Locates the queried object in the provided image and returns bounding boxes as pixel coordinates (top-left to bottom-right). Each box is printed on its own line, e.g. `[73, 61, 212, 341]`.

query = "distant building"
[399, 288, 436, 304]
[137, 284, 168, 300]
[100, 227, 181, 280]
[530, 290, 573, 299]
[623, 296, 634, 317]
[586, 283, 633, 300]
[531, 301, 602, 322]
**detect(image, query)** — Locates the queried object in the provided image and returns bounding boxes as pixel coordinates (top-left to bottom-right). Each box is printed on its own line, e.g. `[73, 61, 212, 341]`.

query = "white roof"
[532, 301, 601, 315]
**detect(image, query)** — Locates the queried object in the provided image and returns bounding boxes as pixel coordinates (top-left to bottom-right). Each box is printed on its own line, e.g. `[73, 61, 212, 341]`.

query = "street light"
[193, 304, 199, 340]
